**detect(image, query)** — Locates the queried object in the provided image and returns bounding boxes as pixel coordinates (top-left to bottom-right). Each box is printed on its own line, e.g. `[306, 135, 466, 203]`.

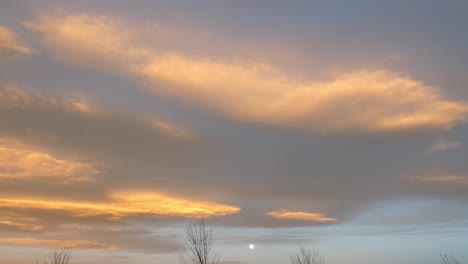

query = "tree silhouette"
[178, 219, 220, 264]
[290, 247, 325, 264]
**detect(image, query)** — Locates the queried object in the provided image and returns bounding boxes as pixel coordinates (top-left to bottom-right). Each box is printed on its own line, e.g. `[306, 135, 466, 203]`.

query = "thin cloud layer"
[27, 12, 468, 133]
[151, 118, 192, 141]
[412, 175, 468, 184]
[0, 220, 44, 232]
[0, 85, 96, 114]
[429, 139, 461, 153]
[0, 237, 118, 250]
[267, 210, 336, 223]
[0, 26, 32, 55]
[0, 191, 240, 220]
[0, 138, 99, 184]
[0, 85, 193, 152]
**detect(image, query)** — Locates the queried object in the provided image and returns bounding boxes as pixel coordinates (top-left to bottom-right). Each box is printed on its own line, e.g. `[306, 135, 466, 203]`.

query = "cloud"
[0, 220, 44, 232]
[0, 138, 100, 184]
[0, 26, 32, 55]
[0, 85, 97, 114]
[267, 210, 336, 223]
[0, 237, 118, 250]
[0, 85, 195, 187]
[219, 229, 322, 246]
[3, 84, 465, 231]
[27, 11, 468, 133]
[0, 191, 240, 220]
[151, 118, 192, 141]
[24, 12, 147, 71]
[58, 225, 182, 254]
[411, 175, 468, 184]
[0, 85, 192, 149]
[429, 139, 461, 153]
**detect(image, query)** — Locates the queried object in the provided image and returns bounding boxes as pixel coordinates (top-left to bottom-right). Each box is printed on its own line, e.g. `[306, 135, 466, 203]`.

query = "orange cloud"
[0, 26, 32, 55]
[267, 210, 336, 223]
[0, 138, 100, 184]
[0, 220, 44, 232]
[27, 12, 468, 133]
[0, 191, 240, 219]
[25, 12, 148, 71]
[0, 237, 118, 250]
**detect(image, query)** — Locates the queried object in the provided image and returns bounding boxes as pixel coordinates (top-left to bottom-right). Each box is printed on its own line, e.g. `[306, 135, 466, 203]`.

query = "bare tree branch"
[290, 247, 324, 264]
[441, 254, 460, 264]
[179, 219, 220, 264]
[44, 248, 71, 264]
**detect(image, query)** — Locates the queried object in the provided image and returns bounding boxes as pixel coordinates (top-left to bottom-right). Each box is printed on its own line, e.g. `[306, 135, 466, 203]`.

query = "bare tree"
[290, 247, 325, 264]
[441, 254, 460, 264]
[35, 247, 71, 264]
[46, 248, 71, 264]
[178, 219, 220, 264]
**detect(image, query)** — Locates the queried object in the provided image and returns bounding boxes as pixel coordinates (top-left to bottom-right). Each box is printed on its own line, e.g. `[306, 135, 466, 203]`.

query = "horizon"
[1, 1, 468, 263]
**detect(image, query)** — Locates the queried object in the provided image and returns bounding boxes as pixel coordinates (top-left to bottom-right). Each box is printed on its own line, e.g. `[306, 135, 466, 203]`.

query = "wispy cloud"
[0, 85, 97, 115]
[0, 220, 44, 232]
[0, 191, 240, 219]
[27, 11, 468, 134]
[0, 237, 118, 250]
[0, 26, 32, 55]
[267, 210, 336, 223]
[429, 139, 461, 153]
[0, 85, 192, 144]
[0, 138, 100, 184]
[412, 175, 468, 184]
[151, 118, 192, 141]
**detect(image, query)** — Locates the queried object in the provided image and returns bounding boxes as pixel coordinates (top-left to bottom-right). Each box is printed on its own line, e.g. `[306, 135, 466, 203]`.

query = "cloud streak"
[0, 220, 44, 232]
[267, 210, 336, 223]
[412, 175, 468, 184]
[27, 11, 468, 134]
[429, 139, 461, 153]
[0, 85, 97, 115]
[151, 118, 192, 141]
[0, 138, 100, 184]
[0, 191, 240, 219]
[0, 237, 118, 250]
[0, 26, 32, 55]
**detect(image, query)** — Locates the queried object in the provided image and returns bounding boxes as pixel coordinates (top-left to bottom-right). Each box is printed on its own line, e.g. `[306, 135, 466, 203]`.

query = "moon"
[249, 244, 255, 250]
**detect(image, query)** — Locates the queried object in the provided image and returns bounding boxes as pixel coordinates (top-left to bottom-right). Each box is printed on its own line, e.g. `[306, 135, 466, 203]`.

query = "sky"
[1, 0, 468, 263]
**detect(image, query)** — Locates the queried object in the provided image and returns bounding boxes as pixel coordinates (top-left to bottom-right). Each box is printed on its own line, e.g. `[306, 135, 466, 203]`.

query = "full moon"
[249, 244, 255, 250]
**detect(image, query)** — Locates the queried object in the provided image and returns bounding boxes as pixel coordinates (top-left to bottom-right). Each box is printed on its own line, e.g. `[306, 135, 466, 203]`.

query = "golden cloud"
[27, 12, 468, 133]
[0, 220, 44, 232]
[0, 237, 118, 250]
[25, 12, 148, 71]
[0, 26, 32, 55]
[0, 191, 240, 219]
[0, 138, 99, 184]
[267, 210, 336, 223]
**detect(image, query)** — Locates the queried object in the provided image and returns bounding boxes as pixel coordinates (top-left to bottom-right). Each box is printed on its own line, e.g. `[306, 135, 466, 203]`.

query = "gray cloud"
[0, 6, 468, 261]
[2, 85, 468, 232]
